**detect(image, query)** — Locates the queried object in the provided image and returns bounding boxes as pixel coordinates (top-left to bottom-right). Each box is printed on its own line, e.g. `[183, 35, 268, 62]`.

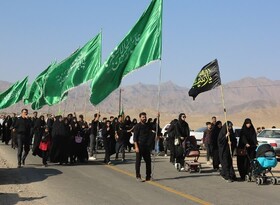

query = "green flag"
[24, 62, 56, 105]
[29, 62, 60, 110]
[44, 32, 102, 105]
[90, 0, 162, 105]
[0, 77, 28, 109]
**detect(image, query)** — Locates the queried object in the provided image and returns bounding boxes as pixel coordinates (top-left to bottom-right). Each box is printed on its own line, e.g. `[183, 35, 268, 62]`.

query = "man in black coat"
[13, 109, 31, 168]
[134, 112, 153, 182]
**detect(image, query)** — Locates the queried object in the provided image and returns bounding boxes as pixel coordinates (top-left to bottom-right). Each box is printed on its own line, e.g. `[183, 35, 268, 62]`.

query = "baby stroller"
[245, 144, 279, 185]
[183, 135, 202, 173]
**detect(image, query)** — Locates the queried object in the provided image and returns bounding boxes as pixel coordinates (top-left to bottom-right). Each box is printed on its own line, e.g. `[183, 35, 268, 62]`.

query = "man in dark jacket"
[134, 112, 153, 182]
[89, 113, 100, 160]
[13, 109, 31, 168]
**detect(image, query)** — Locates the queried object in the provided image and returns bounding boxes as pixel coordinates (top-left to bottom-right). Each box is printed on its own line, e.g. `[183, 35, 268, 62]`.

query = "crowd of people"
[162, 115, 261, 182]
[0, 109, 162, 181]
[0, 109, 267, 182]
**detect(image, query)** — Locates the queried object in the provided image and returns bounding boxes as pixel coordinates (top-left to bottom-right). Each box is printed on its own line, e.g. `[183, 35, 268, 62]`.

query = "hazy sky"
[1, 0, 280, 87]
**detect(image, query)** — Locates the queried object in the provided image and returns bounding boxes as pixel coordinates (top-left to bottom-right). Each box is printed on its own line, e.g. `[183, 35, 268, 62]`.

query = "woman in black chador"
[2, 115, 12, 145]
[211, 121, 222, 171]
[102, 120, 116, 164]
[218, 121, 237, 182]
[237, 118, 257, 180]
[50, 116, 68, 164]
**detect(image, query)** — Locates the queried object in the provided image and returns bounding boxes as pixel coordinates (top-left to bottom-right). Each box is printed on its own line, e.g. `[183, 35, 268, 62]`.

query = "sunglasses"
[182, 116, 186, 119]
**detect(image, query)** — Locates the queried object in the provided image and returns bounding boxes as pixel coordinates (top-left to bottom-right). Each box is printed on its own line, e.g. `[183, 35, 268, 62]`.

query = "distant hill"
[1, 77, 280, 127]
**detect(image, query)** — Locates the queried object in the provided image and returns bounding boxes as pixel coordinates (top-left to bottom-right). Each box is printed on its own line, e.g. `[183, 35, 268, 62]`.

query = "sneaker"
[145, 177, 152, 181]
[206, 161, 212, 165]
[121, 159, 126, 162]
[180, 167, 185, 171]
[89, 156, 97, 161]
[136, 177, 144, 182]
[164, 154, 168, 157]
[107, 161, 112, 165]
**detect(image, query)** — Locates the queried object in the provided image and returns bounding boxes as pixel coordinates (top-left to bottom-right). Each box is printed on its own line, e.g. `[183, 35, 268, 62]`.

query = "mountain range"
[1, 77, 280, 128]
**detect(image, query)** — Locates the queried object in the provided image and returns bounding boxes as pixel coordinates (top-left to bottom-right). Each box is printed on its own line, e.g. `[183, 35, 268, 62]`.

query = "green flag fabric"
[44, 32, 102, 105]
[90, 0, 162, 105]
[0, 77, 28, 109]
[30, 62, 60, 110]
[24, 62, 56, 105]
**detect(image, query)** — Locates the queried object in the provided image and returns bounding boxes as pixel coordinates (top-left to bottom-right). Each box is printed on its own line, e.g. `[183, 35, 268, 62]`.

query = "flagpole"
[119, 88, 122, 115]
[152, 60, 162, 179]
[220, 84, 232, 158]
[63, 99, 67, 117]
[58, 103, 61, 116]
[74, 88, 78, 113]
[83, 88, 87, 120]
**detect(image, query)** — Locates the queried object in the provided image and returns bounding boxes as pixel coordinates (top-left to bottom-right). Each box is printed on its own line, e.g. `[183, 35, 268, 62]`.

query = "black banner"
[188, 59, 221, 100]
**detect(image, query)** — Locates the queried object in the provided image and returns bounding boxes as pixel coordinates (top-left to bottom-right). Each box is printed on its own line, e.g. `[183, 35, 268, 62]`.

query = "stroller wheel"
[256, 177, 263, 185]
[177, 163, 181, 172]
[184, 163, 190, 172]
[245, 175, 251, 182]
[197, 165, 202, 173]
[271, 177, 277, 185]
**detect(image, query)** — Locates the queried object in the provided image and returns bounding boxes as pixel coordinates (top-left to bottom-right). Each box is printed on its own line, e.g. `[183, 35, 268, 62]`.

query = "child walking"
[39, 127, 51, 167]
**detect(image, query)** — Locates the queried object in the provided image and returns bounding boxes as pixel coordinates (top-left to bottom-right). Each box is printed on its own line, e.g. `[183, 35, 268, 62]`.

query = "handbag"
[39, 141, 48, 151]
[236, 147, 247, 156]
[174, 138, 180, 146]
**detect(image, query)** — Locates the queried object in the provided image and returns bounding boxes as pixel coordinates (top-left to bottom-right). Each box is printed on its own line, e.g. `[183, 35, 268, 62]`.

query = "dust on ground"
[0, 156, 47, 205]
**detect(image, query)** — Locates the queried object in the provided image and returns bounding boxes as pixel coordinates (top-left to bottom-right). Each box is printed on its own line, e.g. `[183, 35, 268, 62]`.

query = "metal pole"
[220, 85, 232, 158]
[119, 88, 122, 115]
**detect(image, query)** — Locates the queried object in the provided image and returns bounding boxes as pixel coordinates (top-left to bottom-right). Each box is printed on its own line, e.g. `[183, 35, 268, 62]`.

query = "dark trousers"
[89, 134, 97, 157]
[212, 148, 220, 169]
[135, 146, 151, 179]
[205, 143, 212, 161]
[115, 141, 125, 160]
[103, 140, 110, 163]
[175, 145, 185, 167]
[169, 139, 175, 163]
[42, 151, 48, 165]
[17, 134, 30, 165]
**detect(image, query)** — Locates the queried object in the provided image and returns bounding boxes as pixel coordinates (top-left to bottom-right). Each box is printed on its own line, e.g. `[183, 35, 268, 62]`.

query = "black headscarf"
[175, 113, 190, 138]
[238, 118, 257, 148]
[218, 121, 237, 158]
[211, 120, 222, 149]
[218, 121, 236, 148]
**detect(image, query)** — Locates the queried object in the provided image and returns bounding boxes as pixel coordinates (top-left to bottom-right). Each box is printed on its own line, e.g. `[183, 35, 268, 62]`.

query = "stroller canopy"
[256, 144, 275, 158]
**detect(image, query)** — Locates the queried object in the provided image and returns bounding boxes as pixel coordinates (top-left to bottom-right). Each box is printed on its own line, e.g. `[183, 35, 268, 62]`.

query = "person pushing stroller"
[174, 113, 190, 171]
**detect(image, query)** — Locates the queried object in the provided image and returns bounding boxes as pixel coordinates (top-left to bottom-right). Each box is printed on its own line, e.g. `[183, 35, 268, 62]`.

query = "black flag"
[188, 59, 221, 100]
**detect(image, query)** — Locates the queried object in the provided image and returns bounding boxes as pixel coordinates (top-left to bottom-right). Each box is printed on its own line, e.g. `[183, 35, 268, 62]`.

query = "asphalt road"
[1, 144, 280, 205]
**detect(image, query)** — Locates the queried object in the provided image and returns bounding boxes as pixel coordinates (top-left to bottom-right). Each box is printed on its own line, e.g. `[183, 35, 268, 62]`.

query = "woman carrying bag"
[237, 118, 258, 181]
